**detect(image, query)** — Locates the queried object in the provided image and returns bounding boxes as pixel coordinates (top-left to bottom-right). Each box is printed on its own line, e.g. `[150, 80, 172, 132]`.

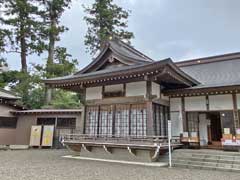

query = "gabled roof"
[0, 88, 20, 100]
[44, 58, 199, 90]
[176, 52, 240, 89]
[76, 38, 153, 74]
[43, 38, 199, 90]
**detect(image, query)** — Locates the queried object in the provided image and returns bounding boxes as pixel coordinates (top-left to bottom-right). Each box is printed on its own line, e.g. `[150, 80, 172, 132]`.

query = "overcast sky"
[3, 0, 240, 70]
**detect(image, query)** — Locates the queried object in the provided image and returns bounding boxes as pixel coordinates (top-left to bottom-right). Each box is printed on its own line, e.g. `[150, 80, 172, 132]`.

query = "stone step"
[175, 149, 240, 156]
[174, 156, 240, 165]
[9, 145, 29, 150]
[173, 152, 240, 160]
[173, 159, 240, 168]
[172, 149, 240, 172]
[173, 162, 240, 172]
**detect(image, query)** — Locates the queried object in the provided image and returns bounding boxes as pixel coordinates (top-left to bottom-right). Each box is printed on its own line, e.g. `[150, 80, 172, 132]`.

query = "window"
[0, 117, 17, 128]
[57, 118, 76, 129]
[98, 105, 113, 137]
[187, 112, 199, 132]
[153, 103, 169, 136]
[115, 104, 130, 137]
[85, 106, 99, 135]
[37, 118, 55, 125]
[85, 103, 147, 137]
[130, 104, 147, 137]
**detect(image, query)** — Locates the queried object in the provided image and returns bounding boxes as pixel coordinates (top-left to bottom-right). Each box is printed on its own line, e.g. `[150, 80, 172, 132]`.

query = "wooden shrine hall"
[44, 38, 240, 161]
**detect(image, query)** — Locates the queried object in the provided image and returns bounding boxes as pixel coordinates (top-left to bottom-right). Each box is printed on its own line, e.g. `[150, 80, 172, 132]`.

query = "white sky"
[2, 0, 240, 71]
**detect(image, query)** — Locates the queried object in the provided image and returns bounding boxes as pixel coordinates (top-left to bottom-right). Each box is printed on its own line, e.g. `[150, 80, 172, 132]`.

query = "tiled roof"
[178, 52, 240, 89]
[0, 88, 20, 100]
[43, 58, 199, 87]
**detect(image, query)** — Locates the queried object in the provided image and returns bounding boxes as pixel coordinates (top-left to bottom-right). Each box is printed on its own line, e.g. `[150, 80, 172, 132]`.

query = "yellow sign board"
[29, 125, 42, 146]
[41, 125, 54, 147]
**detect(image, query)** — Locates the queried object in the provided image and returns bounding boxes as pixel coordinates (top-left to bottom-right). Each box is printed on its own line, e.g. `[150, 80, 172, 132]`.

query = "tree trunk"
[45, 6, 57, 104]
[20, 24, 27, 73]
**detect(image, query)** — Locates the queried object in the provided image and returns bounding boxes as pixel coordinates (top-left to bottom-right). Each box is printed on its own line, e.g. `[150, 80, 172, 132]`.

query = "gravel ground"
[0, 149, 239, 180]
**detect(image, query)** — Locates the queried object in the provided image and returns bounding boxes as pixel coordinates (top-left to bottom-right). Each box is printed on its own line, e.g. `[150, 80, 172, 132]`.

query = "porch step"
[172, 149, 240, 172]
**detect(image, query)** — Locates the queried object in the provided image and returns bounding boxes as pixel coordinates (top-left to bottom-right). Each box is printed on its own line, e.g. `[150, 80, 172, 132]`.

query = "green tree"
[43, 90, 81, 109]
[40, 0, 72, 76]
[34, 46, 78, 79]
[34, 47, 80, 108]
[0, 70, 45, 109]
[39, 0, 72, 103]
[0, 0, 46, 72]
[84, 0, 134, 55]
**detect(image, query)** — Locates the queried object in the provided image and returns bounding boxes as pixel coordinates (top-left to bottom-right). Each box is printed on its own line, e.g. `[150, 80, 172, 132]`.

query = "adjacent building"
[0, 88, 22, 145]
[0, 88, 82, 147]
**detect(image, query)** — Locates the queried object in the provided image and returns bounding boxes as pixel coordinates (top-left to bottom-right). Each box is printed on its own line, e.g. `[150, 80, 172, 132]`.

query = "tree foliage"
[35, 46, 78, 79]
[0, 0, 47, 72]
[40, 0, 72, 65]
[84, 0, 134, 55]
[43, 90, 81, 109]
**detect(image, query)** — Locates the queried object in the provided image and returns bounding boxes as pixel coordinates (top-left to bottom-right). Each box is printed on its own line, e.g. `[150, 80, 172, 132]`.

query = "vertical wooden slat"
[181, 97, 187, 132]
[206, 95, 210, 111]
[146, 80, 152, 100]
[232, 93, 239, 129]
[128, 104, 132, 136]
[146, 101, 154, 136]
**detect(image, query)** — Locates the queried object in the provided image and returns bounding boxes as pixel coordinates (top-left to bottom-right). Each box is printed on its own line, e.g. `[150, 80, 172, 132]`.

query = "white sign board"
[41, 125, 54, 147]
[29, 126, 42, 146]
[168, 120, 172, 168]
[168, 120, 172, 138]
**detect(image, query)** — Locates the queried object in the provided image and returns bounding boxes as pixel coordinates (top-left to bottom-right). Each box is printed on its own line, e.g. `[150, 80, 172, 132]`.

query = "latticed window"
[153, 103, 169, 136]
[98, 105, 113, 137]
[85, 106, 99, 136]
[85, 103, 147, 137]
[187, 112, 199, 132]
[115, 104, 130, 137]
[130, 104, 147, 137]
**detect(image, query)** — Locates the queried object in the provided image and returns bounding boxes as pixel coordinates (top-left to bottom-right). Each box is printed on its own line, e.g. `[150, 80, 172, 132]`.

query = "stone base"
[68, 146, 167, 163]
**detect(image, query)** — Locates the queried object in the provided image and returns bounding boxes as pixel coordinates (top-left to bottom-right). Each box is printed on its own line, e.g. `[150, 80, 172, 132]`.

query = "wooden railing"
[62, 133, 181, 145]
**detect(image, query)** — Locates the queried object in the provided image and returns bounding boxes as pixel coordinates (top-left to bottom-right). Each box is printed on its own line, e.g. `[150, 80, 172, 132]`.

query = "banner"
[29, 125, 42, 146]
[41, 125, 54, 147]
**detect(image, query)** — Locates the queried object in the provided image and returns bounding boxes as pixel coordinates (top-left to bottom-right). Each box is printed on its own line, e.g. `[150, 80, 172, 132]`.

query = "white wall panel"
[126, 81, 146, 97]
[86, 87, 102, 100]
[152, 82, 160, 98]
[105, 84, 123, 92]
[171, 112, 183, 136]
[170, 98, 181, 112]
[209, 94, 233, 110]
[185, 96, 206, 111]
[237, 94, 240, 109]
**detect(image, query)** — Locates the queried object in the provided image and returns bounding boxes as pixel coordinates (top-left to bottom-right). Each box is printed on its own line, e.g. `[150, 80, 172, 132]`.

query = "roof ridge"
[113, 39, 153, 62]
[176, 51, 240, 67]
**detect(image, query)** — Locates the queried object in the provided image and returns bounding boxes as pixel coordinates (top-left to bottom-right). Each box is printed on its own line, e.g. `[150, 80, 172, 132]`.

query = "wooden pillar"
[45, 85, 52, 104]
[146, 80, 154, 135]
[232, 93, 239, 129]
[146, 101, 154, 136]
[146, 80, 152, 100]
[81, 106, 86, 134]
[181, 97, 187, 132]
[206, 95, 210, 111]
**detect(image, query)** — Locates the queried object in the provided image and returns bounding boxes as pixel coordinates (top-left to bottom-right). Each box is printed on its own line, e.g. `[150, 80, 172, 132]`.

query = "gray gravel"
[0, 149, 239, 180]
